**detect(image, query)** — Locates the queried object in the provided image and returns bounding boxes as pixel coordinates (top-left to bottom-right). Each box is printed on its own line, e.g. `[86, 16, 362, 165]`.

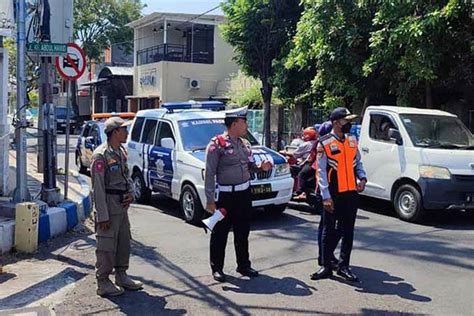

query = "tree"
[287, 0, 385, 112]
[227, 71, 282, 108]
[73, 0, 143, 67]
[221, 0, 302, 147]
[363, 0, 473, 108]
[3, 38, 39, 107]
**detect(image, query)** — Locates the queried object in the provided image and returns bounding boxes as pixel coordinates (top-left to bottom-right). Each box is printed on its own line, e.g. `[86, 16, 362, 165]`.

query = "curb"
[0, 172, 91, 254]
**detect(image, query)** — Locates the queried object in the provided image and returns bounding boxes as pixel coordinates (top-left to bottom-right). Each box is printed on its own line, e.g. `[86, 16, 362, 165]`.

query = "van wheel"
[264, 203, 287, 215]
[76, 153, 87, 174]
[132, 170, 151, 203]
[180, 184, 204, 224]
[394, 184, 425, 222]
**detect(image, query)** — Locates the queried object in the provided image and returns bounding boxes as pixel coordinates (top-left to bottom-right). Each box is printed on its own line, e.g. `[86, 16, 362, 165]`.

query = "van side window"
[141, 119, 158, 145]
[369, 114, 397, 142]
[90, 125, 100, 145]
[131, 117, 145, 142]
[155, 122, 175, 147]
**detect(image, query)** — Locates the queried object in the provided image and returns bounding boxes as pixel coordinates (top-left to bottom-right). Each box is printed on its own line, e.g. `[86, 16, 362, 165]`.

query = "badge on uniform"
[108, 164, 120, 172]
[330, 143, 340, 154]
[93, 160, 105, 173]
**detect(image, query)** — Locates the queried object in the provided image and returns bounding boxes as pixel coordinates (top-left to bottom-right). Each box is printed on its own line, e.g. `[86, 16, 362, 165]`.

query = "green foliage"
[287, 0, 473, 108]
[228, 71, 282, 108]
[4, 38, 38, 94]
[73, 0, 143, 64]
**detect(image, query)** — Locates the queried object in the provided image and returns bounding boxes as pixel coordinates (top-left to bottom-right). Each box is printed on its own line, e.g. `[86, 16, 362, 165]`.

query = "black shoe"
[337, 266, 359, 282]
[212, 271, 226, 282]
[236, 267, 259, 277]
[310, 267, 333, 280]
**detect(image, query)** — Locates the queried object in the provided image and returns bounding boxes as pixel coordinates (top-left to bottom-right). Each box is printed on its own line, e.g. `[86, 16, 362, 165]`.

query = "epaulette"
[216, 134, 227, 147]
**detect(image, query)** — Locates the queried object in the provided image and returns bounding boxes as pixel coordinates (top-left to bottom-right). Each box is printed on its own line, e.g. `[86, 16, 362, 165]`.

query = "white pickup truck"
[358, 106, 474, 222]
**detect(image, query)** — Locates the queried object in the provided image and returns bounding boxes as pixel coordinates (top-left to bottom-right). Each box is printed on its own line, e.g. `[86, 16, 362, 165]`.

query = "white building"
[126, 12, 239, 111]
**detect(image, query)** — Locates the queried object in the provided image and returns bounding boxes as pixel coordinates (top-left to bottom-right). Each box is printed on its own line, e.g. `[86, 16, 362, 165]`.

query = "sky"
[142, 0, 224, 16]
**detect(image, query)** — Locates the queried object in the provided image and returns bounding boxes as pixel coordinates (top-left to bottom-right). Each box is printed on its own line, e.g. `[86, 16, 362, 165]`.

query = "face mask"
[342, 122, 352, 134]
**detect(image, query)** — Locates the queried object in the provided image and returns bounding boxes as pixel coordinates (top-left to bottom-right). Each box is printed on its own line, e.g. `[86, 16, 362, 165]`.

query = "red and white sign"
[55, 42, 86, 80]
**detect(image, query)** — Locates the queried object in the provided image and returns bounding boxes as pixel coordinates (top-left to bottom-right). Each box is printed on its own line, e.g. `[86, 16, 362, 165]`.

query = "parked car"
[358, 105, 474, 222]
[55, 106, 78, 134]
[75, 113, 134, 173]
[127, 101, 293, 224]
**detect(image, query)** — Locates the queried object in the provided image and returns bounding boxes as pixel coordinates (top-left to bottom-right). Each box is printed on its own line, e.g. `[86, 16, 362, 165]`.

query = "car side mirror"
[161, 137, 175, 150]
[388, 128, 403, 145]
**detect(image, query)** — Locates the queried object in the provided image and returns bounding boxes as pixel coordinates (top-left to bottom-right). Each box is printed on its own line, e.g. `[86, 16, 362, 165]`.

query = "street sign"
[55, 43, 86, 81]
[27, 42, 68, 56]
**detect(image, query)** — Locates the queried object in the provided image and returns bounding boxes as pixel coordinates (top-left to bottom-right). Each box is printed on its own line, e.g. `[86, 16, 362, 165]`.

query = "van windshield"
[400, 114, 474, 149]
[178, 119, 259, 151]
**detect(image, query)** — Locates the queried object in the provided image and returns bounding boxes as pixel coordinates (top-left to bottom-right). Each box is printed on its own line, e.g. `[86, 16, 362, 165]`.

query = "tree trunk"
[261, 81, 272, 148]
[425, 82, 433, 109]
[362, 95, 370, 117]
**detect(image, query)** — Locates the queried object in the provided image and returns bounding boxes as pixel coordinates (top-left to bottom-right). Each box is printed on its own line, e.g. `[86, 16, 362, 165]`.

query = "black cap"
[329, 107, 358, 122]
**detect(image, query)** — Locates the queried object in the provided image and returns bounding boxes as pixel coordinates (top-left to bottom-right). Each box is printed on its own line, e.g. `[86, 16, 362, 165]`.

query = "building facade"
[126, 12, 239, 111]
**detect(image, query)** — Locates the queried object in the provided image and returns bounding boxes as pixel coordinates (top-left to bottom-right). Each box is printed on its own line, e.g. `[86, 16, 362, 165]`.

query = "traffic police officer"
[311, 107, 367, 282]
[204, 106, 272, 282]
[91, 117, 143, 296]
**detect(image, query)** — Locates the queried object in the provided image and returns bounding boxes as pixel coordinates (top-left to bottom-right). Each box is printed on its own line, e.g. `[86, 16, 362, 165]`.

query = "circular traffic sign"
[55, 42, 86, 80]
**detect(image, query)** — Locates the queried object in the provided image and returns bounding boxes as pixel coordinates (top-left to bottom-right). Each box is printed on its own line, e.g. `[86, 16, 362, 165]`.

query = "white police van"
[127, 101, 293, 223]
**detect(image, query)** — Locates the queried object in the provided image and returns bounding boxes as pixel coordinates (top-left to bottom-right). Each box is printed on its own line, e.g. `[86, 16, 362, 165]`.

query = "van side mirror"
[388, 128, 403, 145]
[161, 137, 175, 149]
[85, 136, 95, 149]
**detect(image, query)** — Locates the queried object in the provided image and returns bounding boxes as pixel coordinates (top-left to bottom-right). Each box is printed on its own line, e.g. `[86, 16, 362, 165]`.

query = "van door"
[149, 121, 176, 195]
[127, 117, 146, 180]
[139, 118, 159, 190]
[360, 113, 403, 200]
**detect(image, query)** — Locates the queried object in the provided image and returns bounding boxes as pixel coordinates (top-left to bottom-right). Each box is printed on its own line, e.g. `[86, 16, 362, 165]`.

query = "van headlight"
[419, 165, 451, 180]
[275, 163, 290, 177]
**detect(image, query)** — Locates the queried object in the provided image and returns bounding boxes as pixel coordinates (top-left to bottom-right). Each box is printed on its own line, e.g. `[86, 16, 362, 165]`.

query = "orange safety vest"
[320, 134, 358, 194]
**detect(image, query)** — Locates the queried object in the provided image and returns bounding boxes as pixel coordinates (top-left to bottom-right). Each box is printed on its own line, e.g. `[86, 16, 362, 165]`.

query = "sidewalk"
[0, 150, 92, 254]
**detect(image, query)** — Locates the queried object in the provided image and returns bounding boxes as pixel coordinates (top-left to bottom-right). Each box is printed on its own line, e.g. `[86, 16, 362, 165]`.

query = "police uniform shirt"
[204, 134, 257, 205]
[317, 133, 366, 200]
[91, 143, 134, 222]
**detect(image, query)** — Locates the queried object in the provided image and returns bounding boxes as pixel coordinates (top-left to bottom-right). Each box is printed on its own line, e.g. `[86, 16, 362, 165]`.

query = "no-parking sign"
[55, 42, 86, 80]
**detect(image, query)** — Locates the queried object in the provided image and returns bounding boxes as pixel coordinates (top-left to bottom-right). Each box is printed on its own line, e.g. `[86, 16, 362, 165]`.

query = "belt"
[218, 181, 250, 192]
[105, 189, 128, 195]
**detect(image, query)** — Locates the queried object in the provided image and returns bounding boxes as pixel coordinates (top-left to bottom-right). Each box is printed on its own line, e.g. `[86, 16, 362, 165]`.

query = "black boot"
[236, 267, 259, 277]
[212, 271, 226, 282]
[337, 266, 359, 282]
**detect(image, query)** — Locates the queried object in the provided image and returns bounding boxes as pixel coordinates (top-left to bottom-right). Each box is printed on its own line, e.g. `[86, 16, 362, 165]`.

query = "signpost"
[54, 42, 86, 199]
[27, 42, 67, 55]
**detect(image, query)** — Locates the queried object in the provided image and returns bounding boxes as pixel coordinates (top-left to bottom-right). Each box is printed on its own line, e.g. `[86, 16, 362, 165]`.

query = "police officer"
[91, 117, 143, 296]
[311, 107, 367, 282]
[204, 106, 272, 282]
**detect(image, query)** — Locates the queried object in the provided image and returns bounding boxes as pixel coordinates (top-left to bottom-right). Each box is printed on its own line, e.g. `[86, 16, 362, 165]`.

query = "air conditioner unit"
[189, 79, 200, 89]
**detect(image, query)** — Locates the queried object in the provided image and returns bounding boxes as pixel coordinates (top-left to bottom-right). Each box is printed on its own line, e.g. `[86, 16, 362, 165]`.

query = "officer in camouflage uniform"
[204, 106, 273, 282]
[91, 117, 143, 297]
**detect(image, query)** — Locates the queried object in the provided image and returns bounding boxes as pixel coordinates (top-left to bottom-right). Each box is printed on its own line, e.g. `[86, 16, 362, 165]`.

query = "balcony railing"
[137, 44, 213, 65]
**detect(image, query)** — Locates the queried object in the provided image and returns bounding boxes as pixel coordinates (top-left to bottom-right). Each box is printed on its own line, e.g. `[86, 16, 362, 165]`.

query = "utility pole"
[37, 0, 60, 204]
[13, 0, 31, 202]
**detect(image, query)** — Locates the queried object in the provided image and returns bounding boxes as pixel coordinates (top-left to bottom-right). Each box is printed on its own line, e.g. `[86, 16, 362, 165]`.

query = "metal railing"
[137, 44, 213, 65]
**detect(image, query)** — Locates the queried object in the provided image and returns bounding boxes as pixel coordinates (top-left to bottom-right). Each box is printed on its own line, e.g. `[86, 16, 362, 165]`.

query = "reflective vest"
[320, 134, 358, 194]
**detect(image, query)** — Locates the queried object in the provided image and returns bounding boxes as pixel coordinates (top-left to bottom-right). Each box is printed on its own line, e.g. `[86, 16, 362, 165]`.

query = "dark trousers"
[321, 191, 359, 268]
[317, 208, 341, 266]
[297, 163, 316, 193]
[210, 188, 252, 272]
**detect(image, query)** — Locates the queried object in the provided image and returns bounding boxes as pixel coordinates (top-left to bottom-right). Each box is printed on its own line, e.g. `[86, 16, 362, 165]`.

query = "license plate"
[251, 184, 272, 194]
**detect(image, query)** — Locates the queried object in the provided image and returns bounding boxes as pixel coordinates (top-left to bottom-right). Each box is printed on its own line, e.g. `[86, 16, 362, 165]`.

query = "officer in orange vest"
[311, 107, 367, 282]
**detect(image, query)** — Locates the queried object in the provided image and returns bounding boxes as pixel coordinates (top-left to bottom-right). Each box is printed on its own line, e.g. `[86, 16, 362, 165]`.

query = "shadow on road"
[107, 290, 186, 315]
[349, 266, 432, 302]
[222, 274, 316, 296]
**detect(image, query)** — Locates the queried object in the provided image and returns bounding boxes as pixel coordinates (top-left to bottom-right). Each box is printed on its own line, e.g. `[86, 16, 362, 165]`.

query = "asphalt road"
[7, 132, 473, 315]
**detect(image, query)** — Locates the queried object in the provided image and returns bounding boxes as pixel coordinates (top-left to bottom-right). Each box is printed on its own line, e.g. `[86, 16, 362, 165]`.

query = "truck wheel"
[76, 153, 87, 174]
[394, 184, 425, 222]
[132, 170, 151, 203]
[264, 203, 287, 215]
[180, 184, 204, 224]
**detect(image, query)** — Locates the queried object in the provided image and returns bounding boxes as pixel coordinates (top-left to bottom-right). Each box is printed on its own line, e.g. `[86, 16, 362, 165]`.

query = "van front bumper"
[418, 175, 474, 210]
